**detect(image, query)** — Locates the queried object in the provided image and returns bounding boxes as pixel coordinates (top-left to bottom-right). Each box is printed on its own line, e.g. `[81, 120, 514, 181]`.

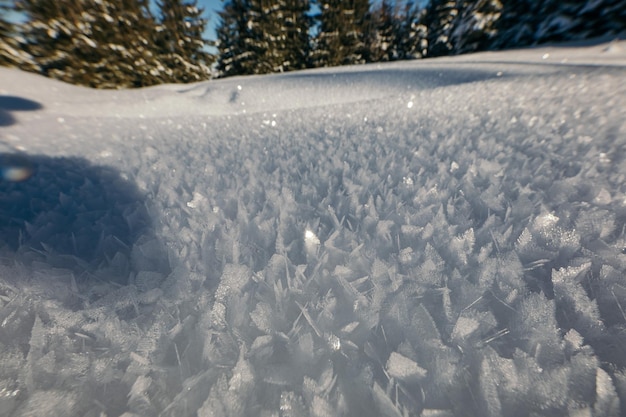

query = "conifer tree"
[532, 0, 626, 45]
[449, 0, 502, 54]
[534, 0, 583, 44]
[0, 11, 13, 66]
[395, 0, 427, 59]
[262, 0, 310, 72]
[245, 0, 310, 73]
[369, 0, 397, 62]
[310, 0, 342, 67]
[0, 0, 36, 69]
[241, 0, 270, 73]
[156, 0, 214, 82]
[216, 0, 310, 76]
[488, 0, 535, 49]
[578, 0, 626, 41]
[489, 0, 625, 51]
[423, 0, 458, 57]
[283, 0, 312, 70]
[216, 0, 270, 76]
[215, 0, 258, 76]
[312, 0, 371, 67]
[13, 0, 169, 88]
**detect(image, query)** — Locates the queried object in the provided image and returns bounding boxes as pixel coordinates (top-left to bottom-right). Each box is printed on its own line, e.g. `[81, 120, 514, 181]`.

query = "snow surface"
[1, 39, 626, 417]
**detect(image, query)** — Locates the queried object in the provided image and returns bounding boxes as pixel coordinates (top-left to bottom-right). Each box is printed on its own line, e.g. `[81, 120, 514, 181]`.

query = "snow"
[1, 39, 626, 416]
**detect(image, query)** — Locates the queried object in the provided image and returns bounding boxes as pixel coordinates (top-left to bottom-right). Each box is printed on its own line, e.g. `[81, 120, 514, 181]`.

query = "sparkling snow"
[1, 40, 626, 417]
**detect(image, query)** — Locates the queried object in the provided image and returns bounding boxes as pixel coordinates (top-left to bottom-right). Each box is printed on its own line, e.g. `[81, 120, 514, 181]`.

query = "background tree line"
[0, 0, 214, 88]
[1, 0, 624, 88]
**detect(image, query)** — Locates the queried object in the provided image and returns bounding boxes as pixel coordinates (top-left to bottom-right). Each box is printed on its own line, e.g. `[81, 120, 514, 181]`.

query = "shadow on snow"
[0, 95, 43, 127]
[0, 153, 169, 286]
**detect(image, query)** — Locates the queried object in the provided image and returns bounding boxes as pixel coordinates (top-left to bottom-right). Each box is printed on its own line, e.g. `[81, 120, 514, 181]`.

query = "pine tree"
[578, 0, 626, 41]
[449, 0, 502, 54]
[156, 0, 214, 82]
[489, 0, 626, 51]
[13, 0, 169, 88]
[282, 0, 312, 71]
[247, 0, 310, 73]
[312, 0, 371, 67]
[369, 0, 397, 62]
[216, 0, 310, 77]
[215, 0, 253, 77]
[310, 0, 342, 67]
[423, 0, 459, 57]
[262, 0, 310, 72]
[395, 1, 427, 60]
[0, 0, 36, 69]
[533, 0, 626, 45]
[533, 0, 578, 44]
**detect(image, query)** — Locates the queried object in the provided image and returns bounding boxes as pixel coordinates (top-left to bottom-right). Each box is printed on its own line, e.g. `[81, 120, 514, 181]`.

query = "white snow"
[1, 39, 626, 416]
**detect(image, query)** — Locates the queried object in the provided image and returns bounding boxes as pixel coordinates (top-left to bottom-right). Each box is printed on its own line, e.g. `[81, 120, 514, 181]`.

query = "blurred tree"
[216, 0, 310, 76]
[488, 0, 536, 49]
[11, 0, 170, 88]
[215, 0, 256, 76]
[487, 0, 626, 51]
[422, 0, 458, 57]
[312, 0, 372, 67]
[369, 0, 397, 62]
[155, 0, 214, 82]
[533, 0, 626, 45]
[0, 0, 36, 69]
[580, 0, 626, 41]
[264, 0, 311, 72]
[395, 0, 427, 60]
[449, 0, 502, 54]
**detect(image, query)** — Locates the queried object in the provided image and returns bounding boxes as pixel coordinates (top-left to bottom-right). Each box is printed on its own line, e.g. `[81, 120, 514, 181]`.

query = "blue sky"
[192, 0, 222, 41]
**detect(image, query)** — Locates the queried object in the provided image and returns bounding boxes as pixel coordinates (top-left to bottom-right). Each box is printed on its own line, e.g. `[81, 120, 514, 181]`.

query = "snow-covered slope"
[1, 40, 626, 417]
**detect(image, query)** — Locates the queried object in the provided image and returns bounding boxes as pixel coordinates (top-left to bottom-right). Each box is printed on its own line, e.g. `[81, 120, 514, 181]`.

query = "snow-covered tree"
[395, 1, 427, 59]
[155, 0, 214, 82]
[13, 0, 170, 88]
[270, 0, 311, 72]
[0, 1, 36, 69]
[248, 0, 311, 73]
[368, 0, 397, 62]
[216, 0, 310, 77]
[423, 0, 458, 57]
[215, 0, 253, 77]
[312, 0, 372, 67]
[449, 0, 502, 54]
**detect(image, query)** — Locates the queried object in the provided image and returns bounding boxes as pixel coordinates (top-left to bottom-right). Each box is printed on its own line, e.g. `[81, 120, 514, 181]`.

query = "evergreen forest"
[0, 0, 624, 88]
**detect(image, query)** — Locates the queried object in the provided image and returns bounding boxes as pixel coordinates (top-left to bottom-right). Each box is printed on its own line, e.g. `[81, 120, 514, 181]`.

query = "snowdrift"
[1, 40, 626, 417]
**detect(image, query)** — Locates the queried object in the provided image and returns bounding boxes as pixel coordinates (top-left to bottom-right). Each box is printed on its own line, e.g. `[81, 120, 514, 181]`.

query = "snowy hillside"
[1, 39, 626, 417]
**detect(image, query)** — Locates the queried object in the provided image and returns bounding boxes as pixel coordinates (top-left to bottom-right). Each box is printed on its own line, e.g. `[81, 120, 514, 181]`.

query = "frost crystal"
[386, 352, 427, 382]
[304, 229, 320, 245]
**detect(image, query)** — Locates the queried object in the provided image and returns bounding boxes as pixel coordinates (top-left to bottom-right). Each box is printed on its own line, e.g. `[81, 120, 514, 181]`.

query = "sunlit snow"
[1, 39, 626, 417]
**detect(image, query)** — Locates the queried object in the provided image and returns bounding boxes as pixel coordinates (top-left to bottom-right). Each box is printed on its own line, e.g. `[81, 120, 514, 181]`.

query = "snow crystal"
[304, 229, 321, 245]
[186, 191, 206, 209]
[386, 351, 427, 382]
[214, 264, 251, 303]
